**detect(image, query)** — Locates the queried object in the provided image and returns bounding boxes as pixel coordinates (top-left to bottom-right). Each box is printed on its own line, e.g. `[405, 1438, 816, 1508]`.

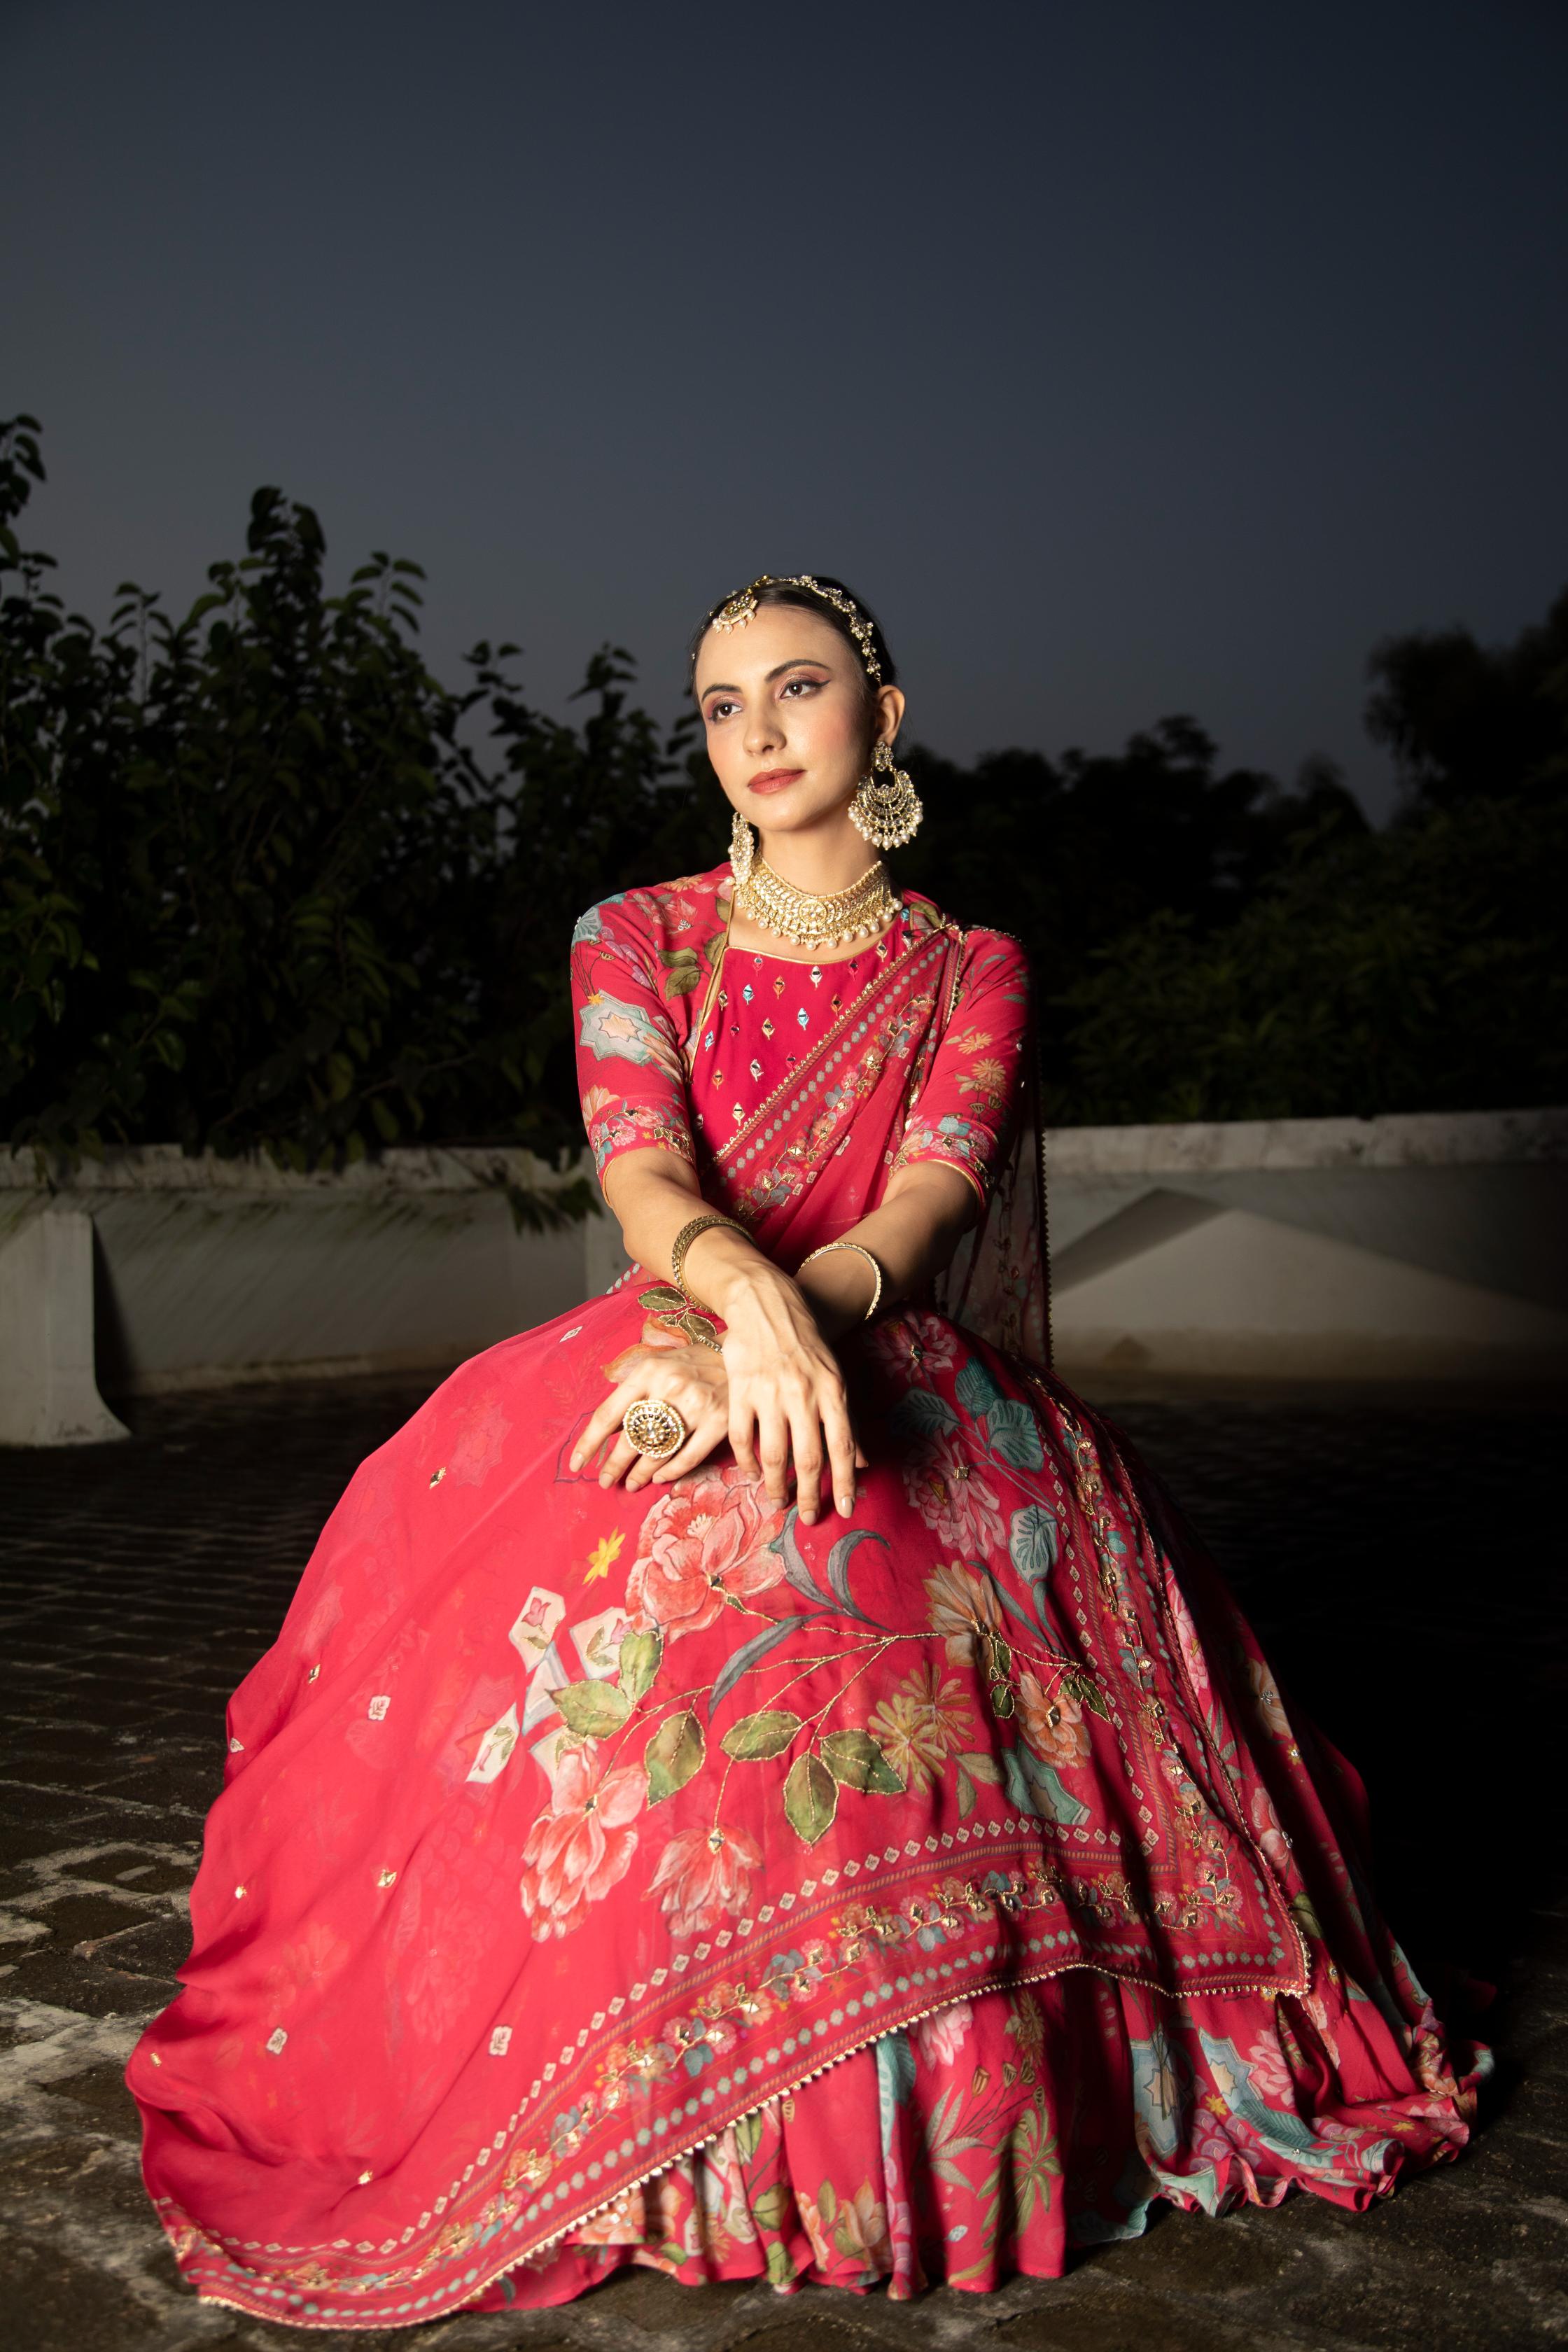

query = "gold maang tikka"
[709, 575, 883, 683]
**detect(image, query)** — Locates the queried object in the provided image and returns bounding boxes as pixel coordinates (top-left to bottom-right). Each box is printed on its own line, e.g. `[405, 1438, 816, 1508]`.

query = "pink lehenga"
[127, 866, 1485, 2328]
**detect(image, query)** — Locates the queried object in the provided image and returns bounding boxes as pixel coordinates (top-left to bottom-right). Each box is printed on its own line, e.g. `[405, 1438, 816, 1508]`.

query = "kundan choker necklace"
[732, 841, 899, 950]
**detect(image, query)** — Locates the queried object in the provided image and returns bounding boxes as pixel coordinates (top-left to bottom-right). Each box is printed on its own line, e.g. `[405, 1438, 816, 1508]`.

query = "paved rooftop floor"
[1, 1373, 1564, 2352]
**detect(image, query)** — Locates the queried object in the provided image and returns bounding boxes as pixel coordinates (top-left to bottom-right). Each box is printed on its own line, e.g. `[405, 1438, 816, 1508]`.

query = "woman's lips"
[748, 769, 804, 795]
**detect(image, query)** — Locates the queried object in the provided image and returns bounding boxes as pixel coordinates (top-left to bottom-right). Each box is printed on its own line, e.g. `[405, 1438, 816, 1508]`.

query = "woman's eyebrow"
[699, 657, 832, 699]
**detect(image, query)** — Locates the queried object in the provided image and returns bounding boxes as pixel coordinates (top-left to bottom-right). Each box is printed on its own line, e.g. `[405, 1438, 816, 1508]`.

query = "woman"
[129, 575, 1484, 2328]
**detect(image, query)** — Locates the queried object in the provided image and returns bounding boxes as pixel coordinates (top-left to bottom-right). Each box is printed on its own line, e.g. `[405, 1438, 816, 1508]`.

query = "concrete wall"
[1, 1108, 1564, 1442]
[1046, 1109, 1568, 1382]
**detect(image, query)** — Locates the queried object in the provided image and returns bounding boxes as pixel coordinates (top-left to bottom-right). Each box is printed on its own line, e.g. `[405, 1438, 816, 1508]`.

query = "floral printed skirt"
[473, 1938, 1483, 2309]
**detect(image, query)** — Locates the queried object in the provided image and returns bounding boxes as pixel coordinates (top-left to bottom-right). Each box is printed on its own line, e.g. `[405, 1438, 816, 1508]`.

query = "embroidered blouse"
[569, 870, 1030, 1212]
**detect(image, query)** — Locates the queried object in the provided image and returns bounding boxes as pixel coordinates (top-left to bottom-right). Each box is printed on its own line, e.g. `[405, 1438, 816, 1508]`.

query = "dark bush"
[4, 414, 1562, 1159]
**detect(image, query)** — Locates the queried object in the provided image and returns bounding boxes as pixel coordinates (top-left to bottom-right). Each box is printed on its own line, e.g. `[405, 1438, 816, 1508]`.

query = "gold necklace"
[736, 853, 899, 949]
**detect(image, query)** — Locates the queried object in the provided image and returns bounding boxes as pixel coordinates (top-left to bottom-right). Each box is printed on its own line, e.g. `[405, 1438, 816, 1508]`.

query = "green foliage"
[1054, 797, 1568, 1122]
[0, 416, 718, 1168]
[1366, 589, 1568, 806]
[4, 414, 1562, 1147]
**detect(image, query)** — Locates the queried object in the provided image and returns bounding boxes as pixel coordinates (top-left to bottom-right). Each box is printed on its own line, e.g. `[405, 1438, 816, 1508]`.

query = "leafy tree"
[5, 414, 1562, 1152]
[896, 720, 1366, 1096]
[1053, 796, 1568, 1122]
[1366, 587, 1568, 807]
[0, 417, 708, 1176]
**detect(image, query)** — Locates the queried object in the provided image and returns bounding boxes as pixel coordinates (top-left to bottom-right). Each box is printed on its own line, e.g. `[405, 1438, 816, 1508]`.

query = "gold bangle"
[670, 1212, 746, 1308]
[797, 1241, 884, 1322]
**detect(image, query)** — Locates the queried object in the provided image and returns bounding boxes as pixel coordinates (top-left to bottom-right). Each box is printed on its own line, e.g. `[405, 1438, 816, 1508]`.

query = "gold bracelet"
[670, 1212, 746, 1308]
[796, 1240, 884, 1322]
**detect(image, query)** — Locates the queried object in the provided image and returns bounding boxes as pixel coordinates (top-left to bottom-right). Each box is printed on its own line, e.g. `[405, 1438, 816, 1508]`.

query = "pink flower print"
[1250, 1782, 1292, 1876]
[519, 1744, 644, 1940]
[1243, 2028, 1297, 2108]
[1015, 1672, 1091, 1772]
[907, 1312, 960, 1374]
[870, 1311, 960, 1385]
[829, 2179, 893, 2269]
[1245, 1657, 1292, 1742]
[923, 1560, 1004, 1665]
[649, 1821, 763, 1938]
[625, 1462, 785, 1641]
[446, 1389, 512, 1488]
[902, 1431, 1005, 1555]
[913, 1998, 973, 2069]
[1165, 1576, 1211, 1701]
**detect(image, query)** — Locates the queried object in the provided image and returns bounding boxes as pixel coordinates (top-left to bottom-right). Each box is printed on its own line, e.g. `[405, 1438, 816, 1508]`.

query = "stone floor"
[1, 1373, 1564, 2352]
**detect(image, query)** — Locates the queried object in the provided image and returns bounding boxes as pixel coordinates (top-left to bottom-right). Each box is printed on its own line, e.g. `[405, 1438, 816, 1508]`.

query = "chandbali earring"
[729, 807, 757, 886]
[849, 739, 923, 850]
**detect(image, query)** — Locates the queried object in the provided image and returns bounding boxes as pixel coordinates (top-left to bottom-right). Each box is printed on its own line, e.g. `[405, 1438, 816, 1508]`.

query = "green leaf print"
[750, 2183, 791, 2231]
[617, 1627, 662, 1704]
[1018, 1744, 1091, 1826]
[658, 946, 706, 995]
[722, 1709, 803, 1760]
[733, 2107, 765, 2162]
[957, 1748, 1002, 1786]
[821, 1526, 887, 1625]
[955, 1354, 1004, 1417]
[1009, 1503, 1059, 1579]
[819, 1728, 904, 1794]
[1062, 1669, 1111, 1721]
[783, 1753, 839, 1844]
[983, 1397, 1044, 1470]
[888, 1388, 958, 1443]
[708, 1617, 804, 1714]
[553, 1681, 631, 1737]
[636, 1284, 687, 1315]
[645, 1709, 705, 1802]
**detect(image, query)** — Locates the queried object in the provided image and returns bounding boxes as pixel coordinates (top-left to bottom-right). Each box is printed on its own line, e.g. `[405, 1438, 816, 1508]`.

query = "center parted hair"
[687, 574, 898, 701]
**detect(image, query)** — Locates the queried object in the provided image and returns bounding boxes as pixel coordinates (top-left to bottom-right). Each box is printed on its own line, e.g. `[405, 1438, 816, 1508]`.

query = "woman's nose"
[743, 701, 784, 756]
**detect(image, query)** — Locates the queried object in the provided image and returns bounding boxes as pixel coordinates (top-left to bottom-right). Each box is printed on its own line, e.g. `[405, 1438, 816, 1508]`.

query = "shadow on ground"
[1, 1372, 1564, 2351]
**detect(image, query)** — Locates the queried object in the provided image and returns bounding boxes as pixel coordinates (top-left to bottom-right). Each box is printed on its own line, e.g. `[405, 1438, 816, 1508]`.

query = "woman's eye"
[705, 699, 738, 722]
[780, 678, 820, 699]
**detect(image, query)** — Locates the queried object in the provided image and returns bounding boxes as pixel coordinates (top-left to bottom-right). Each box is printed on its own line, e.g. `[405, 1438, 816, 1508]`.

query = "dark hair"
[687, 575, 897, 699]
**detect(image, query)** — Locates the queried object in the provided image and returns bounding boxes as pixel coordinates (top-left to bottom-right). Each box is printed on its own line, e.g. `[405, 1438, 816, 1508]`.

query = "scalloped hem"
[466, 1962, 1487, 2314]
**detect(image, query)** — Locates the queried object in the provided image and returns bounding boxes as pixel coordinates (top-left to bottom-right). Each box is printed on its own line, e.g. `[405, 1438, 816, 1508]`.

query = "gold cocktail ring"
[622, 1398, 688, 1460]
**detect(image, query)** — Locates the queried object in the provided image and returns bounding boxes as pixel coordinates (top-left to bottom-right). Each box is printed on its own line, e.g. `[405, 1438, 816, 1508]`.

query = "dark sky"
[6, 0, 1566, 816]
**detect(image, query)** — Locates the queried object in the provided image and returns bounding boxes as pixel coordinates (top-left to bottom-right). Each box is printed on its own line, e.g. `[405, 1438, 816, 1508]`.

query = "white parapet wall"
[0, 1145, 624, 1441]
[1045, 1107, 1568, 1382]
[0, 1109, 1564, 1441]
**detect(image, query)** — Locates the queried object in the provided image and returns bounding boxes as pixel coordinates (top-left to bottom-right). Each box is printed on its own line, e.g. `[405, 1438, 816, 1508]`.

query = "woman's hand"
[718, 1273, 868, 1526]
[568, 1338, 730, 1494]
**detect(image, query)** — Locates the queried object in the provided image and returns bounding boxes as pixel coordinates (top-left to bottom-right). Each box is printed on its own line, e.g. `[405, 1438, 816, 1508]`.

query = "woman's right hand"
[568, 1336, 730, 1495]
[717, 1270, 867, 1525]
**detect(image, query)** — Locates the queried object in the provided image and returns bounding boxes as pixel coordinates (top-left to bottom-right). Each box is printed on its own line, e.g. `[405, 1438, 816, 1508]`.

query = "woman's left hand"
[568, 1337, 729, 1492]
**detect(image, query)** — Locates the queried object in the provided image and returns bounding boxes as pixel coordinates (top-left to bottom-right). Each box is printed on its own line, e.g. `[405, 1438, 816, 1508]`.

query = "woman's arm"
[568, 1149, 867, 1527]
[790, 1161, 979, 1338]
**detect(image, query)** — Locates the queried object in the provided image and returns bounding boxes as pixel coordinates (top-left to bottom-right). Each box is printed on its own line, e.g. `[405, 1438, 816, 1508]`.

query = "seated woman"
[127, 575, 1485, 2328]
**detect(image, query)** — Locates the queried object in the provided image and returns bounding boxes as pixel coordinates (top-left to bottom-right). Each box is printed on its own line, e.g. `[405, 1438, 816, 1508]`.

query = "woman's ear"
[874, 683, 906, 746]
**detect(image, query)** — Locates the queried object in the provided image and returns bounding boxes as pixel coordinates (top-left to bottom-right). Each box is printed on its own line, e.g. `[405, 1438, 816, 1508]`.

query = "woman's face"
[693, 603, 903, 839]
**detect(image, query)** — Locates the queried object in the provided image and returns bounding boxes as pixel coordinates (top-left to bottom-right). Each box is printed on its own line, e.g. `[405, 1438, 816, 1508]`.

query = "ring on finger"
[622, 1397, 688, 1460]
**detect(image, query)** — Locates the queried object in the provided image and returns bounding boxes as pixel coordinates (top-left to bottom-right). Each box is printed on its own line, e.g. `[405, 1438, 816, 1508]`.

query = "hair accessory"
[712, 584, 760, 634]
[670, 1211, 747, 1306]
[622, 1397, 688, 1459]
[797, 1240, 885, 1322]
[849, 738, 923, 850]
[734, 854, 899, 950]
[708, 575, 883, 682]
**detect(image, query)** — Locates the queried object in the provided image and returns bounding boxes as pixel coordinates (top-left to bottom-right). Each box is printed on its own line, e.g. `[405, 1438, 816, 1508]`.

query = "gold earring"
[729, 807, 757, 885]
[849, 740, 923, 850]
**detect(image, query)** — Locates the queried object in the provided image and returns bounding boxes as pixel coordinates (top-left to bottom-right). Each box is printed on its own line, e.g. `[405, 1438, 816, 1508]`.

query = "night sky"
[6, 0, 1566, 816]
